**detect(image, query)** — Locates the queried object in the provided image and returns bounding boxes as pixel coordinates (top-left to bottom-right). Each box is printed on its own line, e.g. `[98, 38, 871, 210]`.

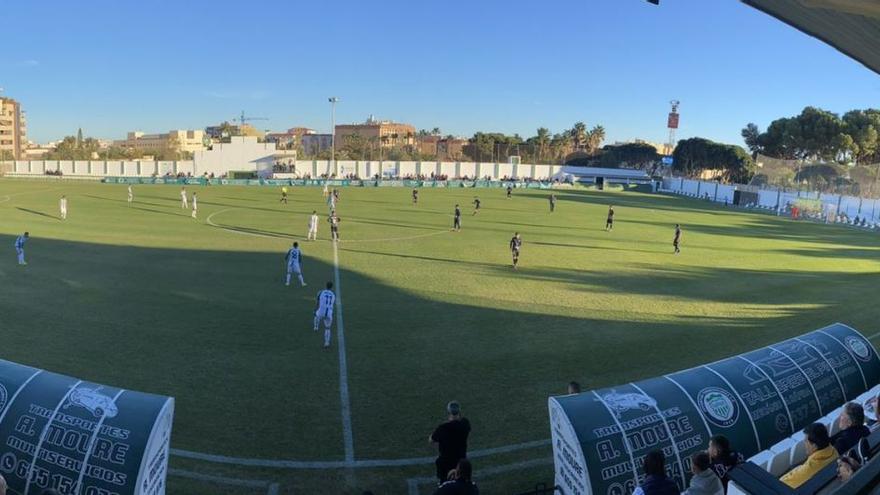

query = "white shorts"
[315, 309, 333, 327]
[287, 263, 301, 274]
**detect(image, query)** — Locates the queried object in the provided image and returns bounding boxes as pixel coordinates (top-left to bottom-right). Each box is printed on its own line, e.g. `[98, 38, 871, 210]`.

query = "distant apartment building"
[114, 130, 206, 154]
[335, 115, 415, 149]
[301, 134, 333, 155]
[0, 97, 27, 160]
[417, 135, 468, 160]
[265, 127, 315, 150]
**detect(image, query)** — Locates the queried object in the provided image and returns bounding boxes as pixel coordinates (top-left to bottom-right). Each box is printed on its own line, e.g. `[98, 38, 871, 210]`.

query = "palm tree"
[431, 127, 441, 136]
[587, 125, 605, 154]
[535, 127, 550, 163]
[571, 122, 587, 151]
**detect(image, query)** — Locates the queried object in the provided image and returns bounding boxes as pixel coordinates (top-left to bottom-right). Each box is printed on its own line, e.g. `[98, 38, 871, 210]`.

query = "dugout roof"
[742, 0, 880, 75]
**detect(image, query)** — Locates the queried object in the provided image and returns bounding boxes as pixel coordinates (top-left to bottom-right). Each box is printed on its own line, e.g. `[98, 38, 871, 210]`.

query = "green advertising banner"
[549, 323, 880, 495]
[0, 359, 174, 495]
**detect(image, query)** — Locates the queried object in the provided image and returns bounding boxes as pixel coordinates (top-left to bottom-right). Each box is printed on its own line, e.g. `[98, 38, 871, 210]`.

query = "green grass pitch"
[1, 179, 879, 494]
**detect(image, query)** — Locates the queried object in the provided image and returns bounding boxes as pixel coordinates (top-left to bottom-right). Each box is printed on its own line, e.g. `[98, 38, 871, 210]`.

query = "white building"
[193, 136, 276, 177]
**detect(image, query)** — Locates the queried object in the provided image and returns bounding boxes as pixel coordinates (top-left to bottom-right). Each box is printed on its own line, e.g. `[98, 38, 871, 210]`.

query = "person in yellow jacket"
[781, 422, 838, 488]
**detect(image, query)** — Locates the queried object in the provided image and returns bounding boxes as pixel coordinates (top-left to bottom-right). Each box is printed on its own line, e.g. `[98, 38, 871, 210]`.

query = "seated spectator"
[433, 459, 478, 495]
[633, 450, 678, 495]
[833, 402, 870, 455]
[684, 452, 723, 495]
[837, 454, 860, 483]
[869, 393, 880, 430]
[781, 422, 838, 488]
[708, 435, 743, 490]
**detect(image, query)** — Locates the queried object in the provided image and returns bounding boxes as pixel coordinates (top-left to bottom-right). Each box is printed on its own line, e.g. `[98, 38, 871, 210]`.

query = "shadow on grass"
[0, 231, 873, 489]
[15, 207, 58, 220]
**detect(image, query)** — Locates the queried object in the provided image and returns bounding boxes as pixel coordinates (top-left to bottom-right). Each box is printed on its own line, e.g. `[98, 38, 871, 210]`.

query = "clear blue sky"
[3, 0, 879, 146]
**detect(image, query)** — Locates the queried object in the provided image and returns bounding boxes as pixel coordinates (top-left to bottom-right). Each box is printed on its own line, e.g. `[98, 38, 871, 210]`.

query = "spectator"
[684, 452, 723, 495]
[781, 423, 838, 488]
[833, 402, 870, 455]
[433, 459, 479, 495]
[869, 392, 880, 430]
[568, 381, 581, 394]
[633, 450, 678, 495]
[430, 401, 471, 482]
[836, 455, 860, 483]
[708, 435, 743, 490]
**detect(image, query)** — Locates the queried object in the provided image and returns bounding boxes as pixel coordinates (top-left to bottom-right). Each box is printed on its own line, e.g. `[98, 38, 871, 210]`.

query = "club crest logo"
[698, 387, 738, 427]
[845, 336, 871, 362]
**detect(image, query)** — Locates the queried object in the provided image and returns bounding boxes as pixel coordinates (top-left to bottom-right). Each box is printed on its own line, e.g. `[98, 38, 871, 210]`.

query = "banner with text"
[549, 323, 880, 495]
[0, 359, 174, 495]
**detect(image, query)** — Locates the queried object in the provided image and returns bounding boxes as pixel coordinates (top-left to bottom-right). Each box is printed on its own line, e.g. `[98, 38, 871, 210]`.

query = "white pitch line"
[868, 331, 880, 340]
[169, 438, 550, 469]
[167, 468, 276, 490]
[333, 240, 355, 462]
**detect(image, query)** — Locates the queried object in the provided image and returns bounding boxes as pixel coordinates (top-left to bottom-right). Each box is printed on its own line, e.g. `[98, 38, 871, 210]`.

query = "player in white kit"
[180, 187, 188, 209]
[14, 232, 29, 265]
[127, 185, 133, 205]
[314, 282, 336, 348]
[307, 210, 319, 241]
[191, 192, 198, 219]
[284, 242, 307, 287]
[59, 195, 68, 220]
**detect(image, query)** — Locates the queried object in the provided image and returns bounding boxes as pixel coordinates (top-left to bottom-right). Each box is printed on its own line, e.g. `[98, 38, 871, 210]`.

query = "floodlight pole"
[329, 97, 340, 176]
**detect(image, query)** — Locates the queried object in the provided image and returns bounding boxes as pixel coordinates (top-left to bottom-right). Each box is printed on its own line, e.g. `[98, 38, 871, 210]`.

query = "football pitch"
[1, 179, 880, 494]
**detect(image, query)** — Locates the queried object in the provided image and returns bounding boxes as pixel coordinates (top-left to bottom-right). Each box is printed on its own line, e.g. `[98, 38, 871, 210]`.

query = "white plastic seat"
[789, 431, 808, 466]
[727, 481, 749, 495]
[768, 438, 797, 477]
[749, 450, 773, 471]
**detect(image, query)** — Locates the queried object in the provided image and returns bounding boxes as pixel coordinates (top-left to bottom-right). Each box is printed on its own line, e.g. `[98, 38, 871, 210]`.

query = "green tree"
[598, 143, 660, 169]
[587, 125, 605, 154]
[741, 123, 762, 157]
[570, 122, 587, 151]
[673, 137, 755, 182]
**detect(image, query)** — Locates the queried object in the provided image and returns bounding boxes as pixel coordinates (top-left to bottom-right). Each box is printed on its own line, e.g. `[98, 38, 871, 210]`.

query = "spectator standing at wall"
[567, 381, 581, 394]
[429, 401, 471, 483]
[632, 450, 678, 495]
[833, 402, 870, 455]
[781, 423, 838, 488]
[708, 435, 743, 490]
[683, 452, 723, 495]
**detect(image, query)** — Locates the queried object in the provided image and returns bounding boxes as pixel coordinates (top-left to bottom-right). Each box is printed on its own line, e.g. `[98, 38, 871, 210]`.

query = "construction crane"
[234, 110, 268, 128]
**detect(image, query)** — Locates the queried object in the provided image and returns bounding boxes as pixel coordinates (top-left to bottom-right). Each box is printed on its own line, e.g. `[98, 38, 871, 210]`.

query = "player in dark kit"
[506, 185, 512, 199]
[605, 205, 614, 231]
[673, 224, 682, 254]
[472, 197, 481, 215]
[412, 188, 419, 205]
[549, 194, 557, 212]
[452, 204, 462, 231]
[509, 232, 522, 269]
[328, 210, 341, 242]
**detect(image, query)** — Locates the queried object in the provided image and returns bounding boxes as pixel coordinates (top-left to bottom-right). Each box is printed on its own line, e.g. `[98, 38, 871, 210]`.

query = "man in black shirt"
[472, 197, 481, 215]
[833, 402, 870, 455]
[413, 188, 419, 205]
[605, 205, 614, 231]
[549, 194, 557, 213]
[452, 205, 461, 232]
[506, 185, 512, 199]
[429, 401, 471, 482]
[673, 224, 682, 254]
